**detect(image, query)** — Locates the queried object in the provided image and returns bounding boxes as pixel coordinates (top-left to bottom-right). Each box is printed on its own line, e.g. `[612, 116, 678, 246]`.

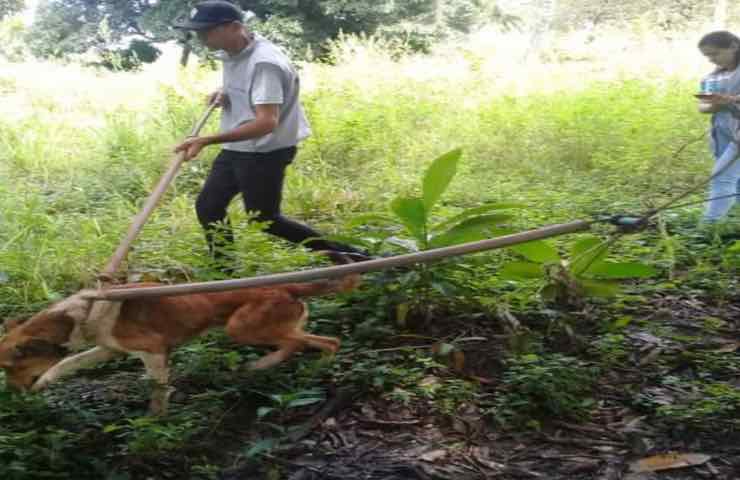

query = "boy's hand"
[174, 136, 210, 161]
[207, 90, 229, 108]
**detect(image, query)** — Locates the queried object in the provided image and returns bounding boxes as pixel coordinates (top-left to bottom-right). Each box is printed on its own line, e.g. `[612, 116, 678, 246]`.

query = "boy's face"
[196, 22, 235, 50]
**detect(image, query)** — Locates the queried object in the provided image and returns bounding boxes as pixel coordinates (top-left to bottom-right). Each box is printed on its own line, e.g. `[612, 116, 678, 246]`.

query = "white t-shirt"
[220, 34, 311, 153]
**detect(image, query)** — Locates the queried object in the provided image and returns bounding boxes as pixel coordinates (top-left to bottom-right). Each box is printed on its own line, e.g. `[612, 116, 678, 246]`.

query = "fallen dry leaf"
[629, 453, 711, 473]
[712, 342, 740, 353]
[420, 449, 448, 462]
[638, 347, 663, 366]
[452, 350, 466, 372]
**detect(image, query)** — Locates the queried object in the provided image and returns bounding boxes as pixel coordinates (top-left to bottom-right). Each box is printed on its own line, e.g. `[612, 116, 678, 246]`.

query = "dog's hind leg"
[248, 340, 303, 370]
[298, 333, 340, 353]
[32, 347, 122, 391]
[136, 352, 171, 415]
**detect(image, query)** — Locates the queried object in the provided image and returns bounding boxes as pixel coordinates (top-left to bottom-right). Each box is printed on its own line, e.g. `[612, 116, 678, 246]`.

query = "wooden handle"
[99, 103, 218, 281]
[88, 220, 592, 300]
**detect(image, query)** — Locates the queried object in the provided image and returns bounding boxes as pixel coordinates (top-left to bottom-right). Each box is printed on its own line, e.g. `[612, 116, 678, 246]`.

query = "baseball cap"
[174, 1, 243, 31]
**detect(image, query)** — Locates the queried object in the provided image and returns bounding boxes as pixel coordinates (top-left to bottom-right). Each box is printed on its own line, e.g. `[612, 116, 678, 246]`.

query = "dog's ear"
[15, 338, 69, 359]
[30, 311, 76, 345]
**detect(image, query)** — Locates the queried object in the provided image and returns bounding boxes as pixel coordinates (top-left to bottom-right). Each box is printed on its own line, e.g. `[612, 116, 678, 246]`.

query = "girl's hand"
[698, 93, 739, 105]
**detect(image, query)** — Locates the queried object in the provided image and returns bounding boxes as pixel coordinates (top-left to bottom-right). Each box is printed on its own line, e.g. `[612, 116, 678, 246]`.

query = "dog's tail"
[284, 251, 361, 298]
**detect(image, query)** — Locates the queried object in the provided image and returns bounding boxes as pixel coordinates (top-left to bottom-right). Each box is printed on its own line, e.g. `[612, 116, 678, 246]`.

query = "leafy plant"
[0, 390, 112, 479]
[388, 148, 520, 251]
[342, 148, 520, 252]
[724, 240, 740, 267]
[655, 381, 740, 430]
[589, 333, 629, 367]
[490, 353, 600, 428]
[256, 388, 326, 422]
[500, 235, 658, 307]
[341, 148, 521, 321]
[104, 415, 200, 455]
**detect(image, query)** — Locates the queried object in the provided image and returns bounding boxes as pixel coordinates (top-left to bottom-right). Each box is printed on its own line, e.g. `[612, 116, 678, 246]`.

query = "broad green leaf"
[287, 397, 324, 408]
[580, 279, 620, 297]
[244, 438, 278, 458]
[429, 215, 513, 248]
[391, 197, 427, 242]
[430, 226, 513, 249]
[728, 241, 740, 252]
[510, 240, 560, 264]
[320, 234, 375, 250]
[428, 229, 485, 249]
[431, 280, 458, 296]
[434, 202, 525, 231]
[102, 424, 124, 433]
[256, 407, 274, 419]
[500, 261, 543, 279]
[585, 261, 658, 279]
[520, 354, 540, 363]
[435, 213, 512, 232]
[570, 236, 608, 274]
[384, 236, 419, 252]
[609, 316, 633, 331]
[435, 343, 456, 356]
[422, 148, 462, 212]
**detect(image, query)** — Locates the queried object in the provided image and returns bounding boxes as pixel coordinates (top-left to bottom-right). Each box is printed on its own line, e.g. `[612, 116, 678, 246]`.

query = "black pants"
[196, 147, 359, 257]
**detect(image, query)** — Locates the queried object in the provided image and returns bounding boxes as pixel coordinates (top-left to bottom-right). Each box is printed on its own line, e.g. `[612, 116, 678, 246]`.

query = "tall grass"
[0, 28, 718, 313]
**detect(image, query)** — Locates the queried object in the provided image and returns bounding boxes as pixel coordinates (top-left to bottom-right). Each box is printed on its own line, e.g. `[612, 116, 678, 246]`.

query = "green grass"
[0, 58, 716, 311]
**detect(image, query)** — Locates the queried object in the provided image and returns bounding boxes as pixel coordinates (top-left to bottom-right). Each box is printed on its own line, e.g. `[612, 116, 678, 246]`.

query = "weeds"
[490, 353, 600, 428]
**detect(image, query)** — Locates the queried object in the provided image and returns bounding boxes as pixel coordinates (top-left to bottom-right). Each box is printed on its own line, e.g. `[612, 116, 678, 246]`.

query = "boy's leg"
[196, 150, 240, 259]
[235, 147, 368, 255]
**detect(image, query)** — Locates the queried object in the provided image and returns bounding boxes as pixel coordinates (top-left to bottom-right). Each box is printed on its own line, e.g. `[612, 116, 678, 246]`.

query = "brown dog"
[0, 272, 359, 414]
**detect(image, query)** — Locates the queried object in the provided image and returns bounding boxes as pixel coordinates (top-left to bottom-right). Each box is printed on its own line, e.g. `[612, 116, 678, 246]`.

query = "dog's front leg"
[137, 352, 171, 415]
[32, 347, 121, 391]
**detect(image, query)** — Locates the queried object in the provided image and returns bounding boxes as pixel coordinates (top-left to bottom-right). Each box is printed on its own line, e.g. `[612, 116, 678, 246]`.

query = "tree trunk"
[179, 42, 191, 67]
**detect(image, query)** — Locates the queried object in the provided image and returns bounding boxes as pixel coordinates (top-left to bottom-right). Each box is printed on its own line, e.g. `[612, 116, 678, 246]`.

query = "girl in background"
[697, 31, 740, 224]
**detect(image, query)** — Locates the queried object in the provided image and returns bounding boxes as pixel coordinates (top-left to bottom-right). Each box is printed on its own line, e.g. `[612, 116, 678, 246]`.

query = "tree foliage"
[26, 0, 511, 65]
[551, 0, 716, 31]
[0, 0, 24, 20]
[21, 0, 731, 67]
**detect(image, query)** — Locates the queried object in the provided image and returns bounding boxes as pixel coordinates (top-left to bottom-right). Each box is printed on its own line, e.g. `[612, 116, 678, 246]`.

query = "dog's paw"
[148, 386, 174, 416]
[31, 376, 52, 392]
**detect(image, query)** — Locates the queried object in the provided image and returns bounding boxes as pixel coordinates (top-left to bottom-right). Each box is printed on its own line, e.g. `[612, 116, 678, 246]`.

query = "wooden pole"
[86, 220, 591, 301]
[98, 103, 217, 281]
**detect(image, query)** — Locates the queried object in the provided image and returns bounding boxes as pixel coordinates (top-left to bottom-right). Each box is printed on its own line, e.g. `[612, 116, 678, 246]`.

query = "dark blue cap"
[174, 1, 243, 31]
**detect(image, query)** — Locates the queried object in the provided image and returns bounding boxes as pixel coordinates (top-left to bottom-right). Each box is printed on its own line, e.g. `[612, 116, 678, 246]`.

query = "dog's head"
[0, 311, 74, 390]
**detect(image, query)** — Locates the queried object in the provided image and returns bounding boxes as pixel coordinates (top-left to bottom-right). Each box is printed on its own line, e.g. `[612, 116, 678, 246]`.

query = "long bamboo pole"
[98, 103, 218, 281]
[86, 220, 591, 301]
